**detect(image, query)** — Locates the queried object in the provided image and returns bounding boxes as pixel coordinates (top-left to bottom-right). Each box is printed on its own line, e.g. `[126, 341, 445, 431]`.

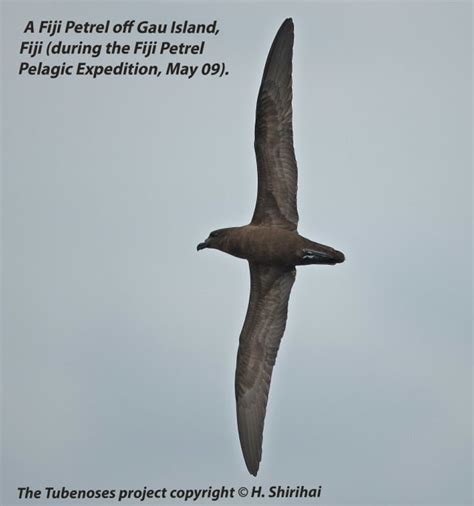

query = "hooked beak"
[197, 240, 209, 251]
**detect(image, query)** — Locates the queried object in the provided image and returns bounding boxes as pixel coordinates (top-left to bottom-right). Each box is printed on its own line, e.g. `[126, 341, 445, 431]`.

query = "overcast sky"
[2, 1, 472, 505]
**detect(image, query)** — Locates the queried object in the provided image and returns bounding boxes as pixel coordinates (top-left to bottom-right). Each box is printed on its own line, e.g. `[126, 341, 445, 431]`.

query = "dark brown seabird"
[197, 18, 345, 476]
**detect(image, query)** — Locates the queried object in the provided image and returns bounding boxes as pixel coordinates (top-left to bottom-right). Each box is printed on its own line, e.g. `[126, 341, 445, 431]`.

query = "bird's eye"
[210, 231, 219, 238]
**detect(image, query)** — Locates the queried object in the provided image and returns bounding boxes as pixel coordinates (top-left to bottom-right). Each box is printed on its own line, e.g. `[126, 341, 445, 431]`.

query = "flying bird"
[197, 18, 345, 476]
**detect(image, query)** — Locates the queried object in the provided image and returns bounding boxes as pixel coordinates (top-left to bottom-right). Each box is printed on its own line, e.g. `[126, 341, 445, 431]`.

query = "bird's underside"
[197, 18, 345, 476]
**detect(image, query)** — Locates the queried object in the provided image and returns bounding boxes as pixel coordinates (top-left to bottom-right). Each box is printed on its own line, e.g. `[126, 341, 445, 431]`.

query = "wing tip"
[237, 401, 264, 477]
[277, 18, 294, 40]
[247, 462, 260, 476]
[243, 443, 261, 476]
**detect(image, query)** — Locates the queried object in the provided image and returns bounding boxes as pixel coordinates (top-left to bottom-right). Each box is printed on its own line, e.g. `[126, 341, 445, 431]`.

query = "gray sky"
[2, 1, 472, 505]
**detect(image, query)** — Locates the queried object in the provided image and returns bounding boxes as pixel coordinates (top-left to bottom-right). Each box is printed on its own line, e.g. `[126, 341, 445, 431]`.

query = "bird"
[197, 18, 345, 476]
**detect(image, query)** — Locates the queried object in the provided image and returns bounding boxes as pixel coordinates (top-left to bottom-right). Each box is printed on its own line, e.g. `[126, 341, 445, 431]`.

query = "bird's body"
[206, 225, 344, 267]
[197, 18, 345, 476]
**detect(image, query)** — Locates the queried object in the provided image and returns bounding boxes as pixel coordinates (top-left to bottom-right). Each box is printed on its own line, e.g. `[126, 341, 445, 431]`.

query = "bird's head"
[196, 228, 231, 252]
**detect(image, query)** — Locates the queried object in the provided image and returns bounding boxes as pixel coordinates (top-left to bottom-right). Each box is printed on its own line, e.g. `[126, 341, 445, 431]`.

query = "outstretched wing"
[235, 262, 296, 475]
[251, 18, 299, 231]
